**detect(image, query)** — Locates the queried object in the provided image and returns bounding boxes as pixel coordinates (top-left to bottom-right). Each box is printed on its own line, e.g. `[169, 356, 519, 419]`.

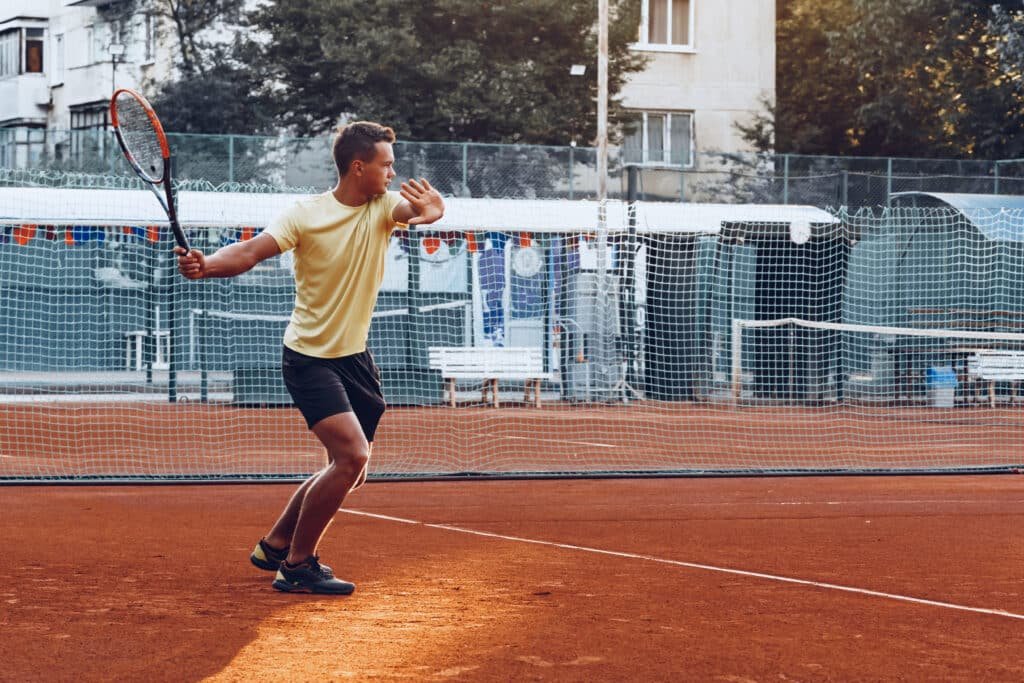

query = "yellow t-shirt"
[264, 190, 404, 358]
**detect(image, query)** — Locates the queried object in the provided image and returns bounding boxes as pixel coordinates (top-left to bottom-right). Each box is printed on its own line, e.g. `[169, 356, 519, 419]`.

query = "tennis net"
[2, 186, 1023, 481]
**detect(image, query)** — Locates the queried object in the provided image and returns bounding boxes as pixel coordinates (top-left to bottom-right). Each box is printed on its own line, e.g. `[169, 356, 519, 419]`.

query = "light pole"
[109, 43, 125, 95]
[597, 0, 608, 205]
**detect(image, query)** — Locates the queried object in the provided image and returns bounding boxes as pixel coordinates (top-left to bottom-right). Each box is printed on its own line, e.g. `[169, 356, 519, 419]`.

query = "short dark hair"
[332, 121, 396, 176]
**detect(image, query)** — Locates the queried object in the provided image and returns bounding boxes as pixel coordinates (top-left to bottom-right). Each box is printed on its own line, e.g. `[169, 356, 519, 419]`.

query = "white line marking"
[343, 508, 1024, 621]
[502, 436, 618, 449]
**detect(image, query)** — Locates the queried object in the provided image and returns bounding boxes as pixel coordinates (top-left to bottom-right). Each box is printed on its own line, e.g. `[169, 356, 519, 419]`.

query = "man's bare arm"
[175, 232, 282, 280]
[392, 178, 445, 226]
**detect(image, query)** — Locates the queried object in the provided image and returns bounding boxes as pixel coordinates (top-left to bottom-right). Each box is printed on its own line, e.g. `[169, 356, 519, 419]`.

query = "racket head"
[110, 88, 170, 184]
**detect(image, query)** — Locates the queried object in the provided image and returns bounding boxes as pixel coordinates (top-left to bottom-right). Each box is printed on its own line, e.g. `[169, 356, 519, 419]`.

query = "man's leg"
[286, 411, 369, 564]
[350, 443, 372, 492]
[262, 464, 327, 550]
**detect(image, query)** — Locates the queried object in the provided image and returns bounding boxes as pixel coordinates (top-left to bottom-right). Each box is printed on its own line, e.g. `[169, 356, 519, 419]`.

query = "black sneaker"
[250, 539, 333, 577]
[272, 556, 355, 595]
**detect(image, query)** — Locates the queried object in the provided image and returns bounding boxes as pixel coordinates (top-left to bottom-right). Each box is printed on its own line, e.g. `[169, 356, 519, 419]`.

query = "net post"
[166, 236, 179, 404]
[624, 165, 640, 391]
[731, 318, 744, 405]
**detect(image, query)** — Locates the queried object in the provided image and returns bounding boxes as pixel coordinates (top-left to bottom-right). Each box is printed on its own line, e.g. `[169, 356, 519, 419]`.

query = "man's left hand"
[399, 178, 445, 225]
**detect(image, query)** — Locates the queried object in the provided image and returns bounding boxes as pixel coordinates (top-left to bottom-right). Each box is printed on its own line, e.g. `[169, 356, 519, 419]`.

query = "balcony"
[0, 74, 49, 126]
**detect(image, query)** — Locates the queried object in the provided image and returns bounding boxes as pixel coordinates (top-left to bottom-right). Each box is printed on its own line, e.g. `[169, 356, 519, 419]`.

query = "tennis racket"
[109, 88, 190, 252]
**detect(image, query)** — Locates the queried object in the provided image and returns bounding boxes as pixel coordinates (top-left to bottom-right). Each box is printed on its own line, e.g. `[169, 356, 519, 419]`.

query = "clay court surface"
[2, 475, 1023, 681]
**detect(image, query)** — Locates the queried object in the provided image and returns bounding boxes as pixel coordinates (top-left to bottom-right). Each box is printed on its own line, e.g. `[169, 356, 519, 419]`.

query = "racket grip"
[170, 220, 191, 253]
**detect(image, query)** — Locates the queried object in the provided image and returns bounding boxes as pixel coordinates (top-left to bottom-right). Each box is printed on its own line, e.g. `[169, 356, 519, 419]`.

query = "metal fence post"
[886, 157, 893, 206]
[228, 135, 235, 184]
[841, 170, 849, 207]
[782, 154, 790, 204]
[994, 160, 1001, 194]
[461, 142, 468, 196]
[568, 145, 574, 200]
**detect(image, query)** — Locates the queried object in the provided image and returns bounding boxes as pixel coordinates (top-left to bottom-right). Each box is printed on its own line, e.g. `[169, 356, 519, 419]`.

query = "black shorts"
[281, 345, 386, 440]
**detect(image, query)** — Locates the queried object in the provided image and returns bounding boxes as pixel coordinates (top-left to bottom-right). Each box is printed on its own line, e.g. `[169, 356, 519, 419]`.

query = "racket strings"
[114, 93, 165, 182]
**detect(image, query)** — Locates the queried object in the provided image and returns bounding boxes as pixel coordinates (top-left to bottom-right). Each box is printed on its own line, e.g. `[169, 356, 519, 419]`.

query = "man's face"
[356, 142, 396, 196]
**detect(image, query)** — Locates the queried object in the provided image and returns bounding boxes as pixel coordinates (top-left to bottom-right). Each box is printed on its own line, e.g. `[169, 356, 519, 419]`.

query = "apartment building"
[0, 0, 171, 166]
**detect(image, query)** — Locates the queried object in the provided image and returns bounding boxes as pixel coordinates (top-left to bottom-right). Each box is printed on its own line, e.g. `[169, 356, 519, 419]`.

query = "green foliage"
[143, 0, 275, 136]
[149, 0, 247, 76]
[244, 0, 647, 145]
[769, 0, 1024, 158]
[149, 69, 275, 135]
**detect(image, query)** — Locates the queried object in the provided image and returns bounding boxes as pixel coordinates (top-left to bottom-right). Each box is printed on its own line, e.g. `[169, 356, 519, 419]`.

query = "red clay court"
[2, 474, 1023, 680]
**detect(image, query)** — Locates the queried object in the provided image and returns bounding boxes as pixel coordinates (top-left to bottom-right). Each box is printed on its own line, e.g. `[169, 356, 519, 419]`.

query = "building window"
[637, 0, 693, 50]
[623, 111, 694, 167]
[71, 106, 109, 131]
[0, 30, 20, 77]
[0, 27, 47, 77]
[25, 29, 44, 73]
[70, 104, 111, 162]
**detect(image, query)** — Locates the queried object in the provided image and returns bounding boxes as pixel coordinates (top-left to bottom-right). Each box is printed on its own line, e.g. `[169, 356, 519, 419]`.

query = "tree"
[149, 0, 247, 77]
[773, 0, 860, 155]
[768, 0, 1024, 159]
[244, 0, 647, 145]
[143, 0, 275, 135]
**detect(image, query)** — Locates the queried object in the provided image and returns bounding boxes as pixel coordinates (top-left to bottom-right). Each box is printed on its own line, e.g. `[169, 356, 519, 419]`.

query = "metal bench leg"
[990, 381, 996, 408]
[447, 378, 456, 407]
[492, 379, 500, 408]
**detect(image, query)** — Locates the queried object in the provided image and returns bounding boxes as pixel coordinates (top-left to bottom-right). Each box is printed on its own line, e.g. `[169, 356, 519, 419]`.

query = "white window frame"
[627, 111, 695, 169]
[632, 0, 696, 53]
[0, 24, 48, 79]
[0, 29, 18, 79]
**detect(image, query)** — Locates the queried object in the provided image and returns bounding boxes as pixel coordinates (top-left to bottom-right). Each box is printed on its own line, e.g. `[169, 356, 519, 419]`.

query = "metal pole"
[461, 142, 468, 196]
[886, 157, 893, 207]
[782, 154, 790, 204]
[994, 160, 1001, 194]
[568, 145, 575, 200]
[597, 0, 609, 205]
[596, 0, 610, 397]
[228, 135, 235, 184]
[625, 165, 639, 390]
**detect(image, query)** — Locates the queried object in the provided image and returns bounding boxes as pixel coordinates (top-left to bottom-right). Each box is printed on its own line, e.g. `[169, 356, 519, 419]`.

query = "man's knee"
[327, 445, 369, 480]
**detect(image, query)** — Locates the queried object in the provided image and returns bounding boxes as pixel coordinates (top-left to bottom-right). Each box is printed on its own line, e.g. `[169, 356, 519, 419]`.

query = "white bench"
[967, 351, 1024, 407]
[124, 329, 170, 371]
[428, 347, 550, 408]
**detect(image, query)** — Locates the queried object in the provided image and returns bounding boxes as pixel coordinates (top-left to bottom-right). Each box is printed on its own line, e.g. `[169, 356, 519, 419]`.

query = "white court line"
[502, 435, 618, 449]
[343, 508, 1024, 622]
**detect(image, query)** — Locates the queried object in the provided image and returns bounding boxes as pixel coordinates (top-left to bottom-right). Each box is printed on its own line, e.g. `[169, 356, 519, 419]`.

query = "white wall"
[621, 0, 776, 157]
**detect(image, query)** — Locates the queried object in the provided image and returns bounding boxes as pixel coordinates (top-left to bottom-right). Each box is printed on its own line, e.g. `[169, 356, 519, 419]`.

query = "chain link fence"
[1, 126, 1021, 206]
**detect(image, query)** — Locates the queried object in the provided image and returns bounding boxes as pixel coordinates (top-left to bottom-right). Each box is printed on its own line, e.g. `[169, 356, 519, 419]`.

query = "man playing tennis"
[175, 122, 444, 595]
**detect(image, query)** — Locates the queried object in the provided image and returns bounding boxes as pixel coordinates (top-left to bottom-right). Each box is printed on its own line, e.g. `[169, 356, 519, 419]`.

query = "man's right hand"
[174, 246, 206, 280]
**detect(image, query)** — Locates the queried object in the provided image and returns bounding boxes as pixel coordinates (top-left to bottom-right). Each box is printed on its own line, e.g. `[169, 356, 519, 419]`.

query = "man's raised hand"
[399, 178, 445, 225]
